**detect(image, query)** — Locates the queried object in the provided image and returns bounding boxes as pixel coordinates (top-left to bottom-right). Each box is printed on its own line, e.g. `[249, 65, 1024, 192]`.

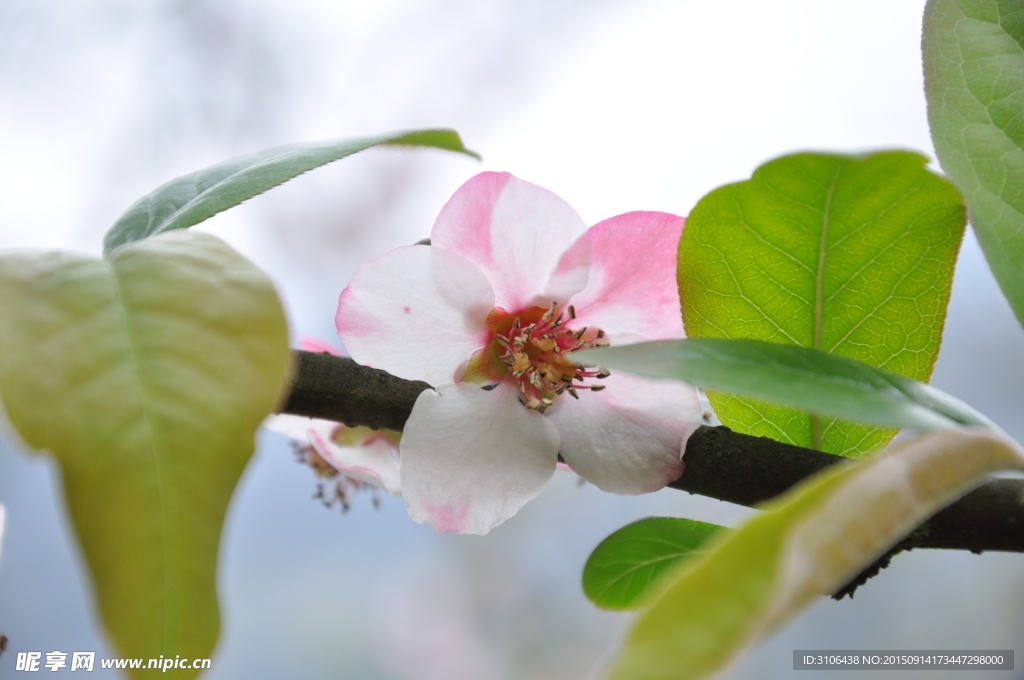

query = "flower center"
[463, 302, 610, 411]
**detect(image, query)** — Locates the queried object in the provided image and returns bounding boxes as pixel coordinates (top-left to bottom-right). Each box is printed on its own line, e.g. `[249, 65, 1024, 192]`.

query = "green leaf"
[924, 0, 1024, 330]
[0, 231, 290, 678]
[678, 151, 966, 457]
[102, 128, 479, 254]
[583, 517, 724, 611]
[574, 338, 999, 434]
[607, 430, 1024, 680]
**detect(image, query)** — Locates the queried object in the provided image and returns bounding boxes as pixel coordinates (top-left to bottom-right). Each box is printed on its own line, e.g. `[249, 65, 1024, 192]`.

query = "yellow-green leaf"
[607, 430, 1024, 680]
[0, 231, 290, 678]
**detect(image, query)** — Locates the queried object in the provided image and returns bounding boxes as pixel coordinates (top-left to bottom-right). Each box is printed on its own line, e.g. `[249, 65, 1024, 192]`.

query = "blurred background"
[1, 0, 1023, 678]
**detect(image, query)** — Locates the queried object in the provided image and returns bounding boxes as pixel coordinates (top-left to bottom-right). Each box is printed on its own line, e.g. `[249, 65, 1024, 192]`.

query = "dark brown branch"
[282, 350, 431, 432]
[671, 425, 1024, 553]
[280, 350, 1024, 555]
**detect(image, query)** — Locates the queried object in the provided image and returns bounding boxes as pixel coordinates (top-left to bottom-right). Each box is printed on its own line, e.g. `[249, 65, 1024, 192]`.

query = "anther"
[568, 386, 579, 399]
[596, 329, 605, 339]
[568, 305, 576, 319]
[597, 368, 611, 378]
[590, 385, 606, 392]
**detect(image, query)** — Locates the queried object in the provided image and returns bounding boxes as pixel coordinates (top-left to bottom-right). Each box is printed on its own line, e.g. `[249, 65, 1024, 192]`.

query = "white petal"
[545, 372, 701, 494]
[308, 429, 402, 497]
[431, 172, 589, 311]
[336, 245, 495, 385]
[400, 381, 560, 534]
[262, 413, 326, 441]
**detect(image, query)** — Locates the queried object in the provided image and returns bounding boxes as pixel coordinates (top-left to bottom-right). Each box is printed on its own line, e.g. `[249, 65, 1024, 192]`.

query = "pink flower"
[336, 172, 701, 534]
[265, 414, 402, 511]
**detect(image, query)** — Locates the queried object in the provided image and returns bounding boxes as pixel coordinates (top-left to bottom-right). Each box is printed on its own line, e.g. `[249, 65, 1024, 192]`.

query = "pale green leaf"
[583, 517, 724, 611]
[679, 151, 966, 456]
[103, 128, 479, 254]
[924, 0, 1024, 330]
[0, 231, 290, 678]
[575, 338, 998, 433]
[607, 430, 1024, 680]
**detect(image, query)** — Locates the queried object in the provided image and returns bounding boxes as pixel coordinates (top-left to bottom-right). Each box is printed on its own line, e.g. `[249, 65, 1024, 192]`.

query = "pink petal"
[299, 337, 342, 355]
[544, 372, 700, 494]
[563, 211, 685, 340]
[308, 429, 402, 497]
[265, 415, 402, 495]
[431, 172, 589, 311]
[336, 245, 495, 385]
[400, 381, 560, 535]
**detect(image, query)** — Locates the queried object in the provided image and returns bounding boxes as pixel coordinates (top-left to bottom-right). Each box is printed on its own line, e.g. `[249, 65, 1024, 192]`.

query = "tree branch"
[282, 350, 431, 432]
[280, 350, 1024, 555]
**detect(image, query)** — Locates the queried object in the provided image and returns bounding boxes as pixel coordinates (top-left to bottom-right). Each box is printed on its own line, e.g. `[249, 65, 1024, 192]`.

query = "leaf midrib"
[810, 165, 842, 450]
[107, 259, 173, 648]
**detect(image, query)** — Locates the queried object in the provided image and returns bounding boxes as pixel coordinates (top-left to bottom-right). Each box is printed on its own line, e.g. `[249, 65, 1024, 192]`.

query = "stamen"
[532, 337, 556, 352]
[482, 303, 610, 412]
